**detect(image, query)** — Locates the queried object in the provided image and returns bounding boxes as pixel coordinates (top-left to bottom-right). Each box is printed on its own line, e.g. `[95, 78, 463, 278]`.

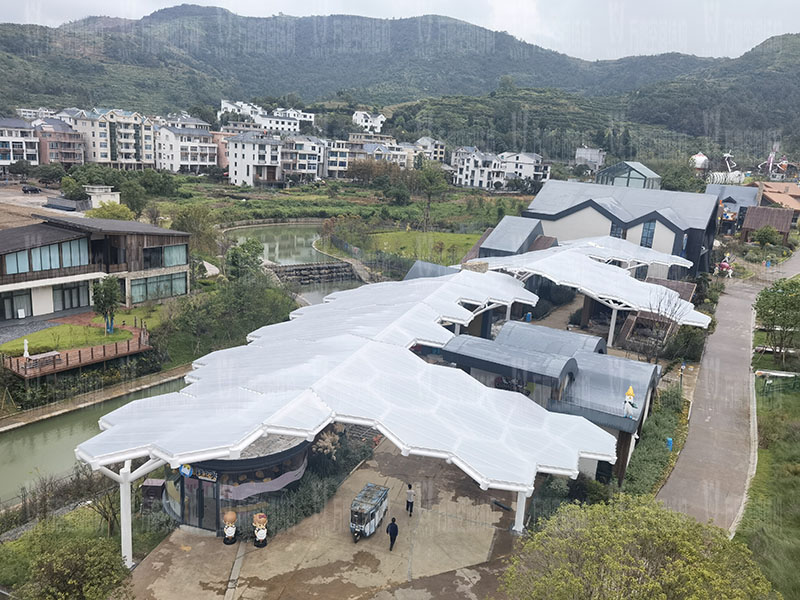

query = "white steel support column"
[512, 490, 527, 533]
[505, 303, 512, 321]
[607, 307, 618, 347]
[454, 323, 461, 335]
[119, 460, 133, 569]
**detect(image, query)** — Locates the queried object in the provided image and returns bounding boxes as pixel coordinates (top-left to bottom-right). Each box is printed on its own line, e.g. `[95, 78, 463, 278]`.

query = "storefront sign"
[179, 464, 193, 478]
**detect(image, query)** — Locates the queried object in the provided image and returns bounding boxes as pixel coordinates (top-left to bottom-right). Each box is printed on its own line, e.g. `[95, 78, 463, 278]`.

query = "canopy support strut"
[608, 307, 618, 347]
[513, 490, 527, 533]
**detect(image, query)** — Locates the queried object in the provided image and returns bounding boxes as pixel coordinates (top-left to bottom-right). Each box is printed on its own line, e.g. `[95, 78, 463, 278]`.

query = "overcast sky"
[6, 0, 799, 60]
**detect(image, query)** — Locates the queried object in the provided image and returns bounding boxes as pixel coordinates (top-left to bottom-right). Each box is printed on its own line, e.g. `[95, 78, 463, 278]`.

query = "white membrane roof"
[465, 242, 711, 328]
[557, 235, 694, 269]
[76, 270, 617, 494]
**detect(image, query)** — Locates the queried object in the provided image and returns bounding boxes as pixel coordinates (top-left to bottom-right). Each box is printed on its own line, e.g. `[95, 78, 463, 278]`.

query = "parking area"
[132, 439, 516, 600]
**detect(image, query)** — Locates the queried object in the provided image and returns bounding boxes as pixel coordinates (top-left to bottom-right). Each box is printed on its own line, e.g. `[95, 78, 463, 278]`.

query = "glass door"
[198, 480, 218, 531]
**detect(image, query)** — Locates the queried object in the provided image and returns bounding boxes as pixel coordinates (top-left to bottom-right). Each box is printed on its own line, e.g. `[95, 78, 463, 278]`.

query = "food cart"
[350, 483, 389, 543]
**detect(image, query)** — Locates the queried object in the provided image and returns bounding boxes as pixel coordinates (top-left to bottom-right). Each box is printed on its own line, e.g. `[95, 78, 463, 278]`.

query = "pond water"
[0, 378, 186, 504]
[226, 223, 328, 265]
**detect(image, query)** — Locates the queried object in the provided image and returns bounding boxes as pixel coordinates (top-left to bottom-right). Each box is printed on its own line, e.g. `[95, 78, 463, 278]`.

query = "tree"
[418, 164, 448, 232]
[225, 238, 264, 280]
[33, 163, 66, 187]
[501, 495, 776, 600]
[386, 184, 411, 206]
[15, 530, 132, 600]
[92, 276, 122, 334]
[326, 181, 342, 198]
[60, 176, 88, 200]
[8, 159, 31, 177]
[144, 202, 161, 226]
[86, 201, 135, 221]
[754, 277, 800, 365]
[172, 205, 217, 254]
[120, 180, 147, 218]
[752, 225, 782, 248]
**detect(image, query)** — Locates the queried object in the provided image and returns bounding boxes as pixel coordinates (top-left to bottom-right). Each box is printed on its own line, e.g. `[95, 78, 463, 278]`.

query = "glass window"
[4, 250, 29, 275]
[143, 247, 164, 269]
[172, 272, 187, 295]
[131, 279, 147, 303]
[164, 244, 188, 267]
[610, 223, 625, 239]
[640, 220, 656, 249]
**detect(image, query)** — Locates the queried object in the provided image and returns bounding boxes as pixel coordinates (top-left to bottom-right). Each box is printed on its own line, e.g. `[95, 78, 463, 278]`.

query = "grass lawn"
[0, 324, 131, 357]
[735, 379, 800, 598]
[370, 230, 481, 264]
[91, 304, 166, 331]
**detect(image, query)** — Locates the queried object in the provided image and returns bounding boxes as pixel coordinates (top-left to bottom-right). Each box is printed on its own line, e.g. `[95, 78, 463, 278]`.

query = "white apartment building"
[281, 135, 324, 181]
[363, 142, 409, 169]
[498, 151, 551, 182]
[56, 108, 155, 170]
[15, 107, 56, 120]
[416, 136, 446, 162]
[218, 100, 301, 133]
[273, 107, 314, 125]
[227, 131, 282, 186]
[218, 99, 263, 120]
[0, 118, 39, 175]
[156, 127, 217, 173]
[453, 149, 505, 190]
[352, 111, 386, 133]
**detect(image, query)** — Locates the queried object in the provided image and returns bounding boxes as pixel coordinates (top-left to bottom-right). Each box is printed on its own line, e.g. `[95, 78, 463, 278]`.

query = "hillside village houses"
[452, 147, 551, 190]
[15, 107, 57, 120]
[0, 117, 40, 176]
[8, 99, 553, 190]
[352, 110, 386, 133]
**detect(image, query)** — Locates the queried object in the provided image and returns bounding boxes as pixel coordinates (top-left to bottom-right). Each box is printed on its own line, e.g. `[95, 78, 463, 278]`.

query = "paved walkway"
[658, 253, 800, 532]
[132, 440, 515, 600]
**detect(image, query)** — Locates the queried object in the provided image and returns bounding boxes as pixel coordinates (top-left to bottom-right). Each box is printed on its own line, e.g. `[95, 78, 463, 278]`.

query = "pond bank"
[0, 363, 192, 434]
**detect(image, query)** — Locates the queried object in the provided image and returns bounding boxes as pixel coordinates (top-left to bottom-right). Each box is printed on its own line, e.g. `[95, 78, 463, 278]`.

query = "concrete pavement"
[657, 252, 800, 532]
[132, 440, 514, 600]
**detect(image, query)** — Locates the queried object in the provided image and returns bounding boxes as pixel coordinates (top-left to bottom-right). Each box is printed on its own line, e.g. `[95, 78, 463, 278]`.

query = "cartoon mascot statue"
[253, 512, 268, 548]
[222, 510, 237, 545]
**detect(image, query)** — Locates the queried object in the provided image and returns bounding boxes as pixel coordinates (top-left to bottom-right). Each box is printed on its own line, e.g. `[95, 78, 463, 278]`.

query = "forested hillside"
[0, 4, 714, 112]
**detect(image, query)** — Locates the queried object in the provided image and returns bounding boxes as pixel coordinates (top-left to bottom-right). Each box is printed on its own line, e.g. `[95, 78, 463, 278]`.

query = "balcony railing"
[0, 263, 102, 287]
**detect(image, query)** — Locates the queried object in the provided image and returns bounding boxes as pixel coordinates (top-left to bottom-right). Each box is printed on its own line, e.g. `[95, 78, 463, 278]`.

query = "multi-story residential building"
[213, 131, 235, 170]
[416, 136, 446, 162]
[324, 140, 351, 178]
[155, 126, 217, 173]
[273, 107, 314, 125]
[575, 146, 607, 171]
[453, 149, 505, 190]
[227, 131, 282, 186]
[0, 215, 190, 321]
[0, 118, 39, 175]
[352, 111, 386, 133]
[55, 108, 155, 170]
[363, 143, 409, 169]
[218, 100, 262, 121]
[158, 113, 211, 130]
[281, 136, 324, 181]
[15, 107, 56, 120]
[32, 118, 84, 169]
[347, 132, 396, 145]
[497, 151, 551, 183]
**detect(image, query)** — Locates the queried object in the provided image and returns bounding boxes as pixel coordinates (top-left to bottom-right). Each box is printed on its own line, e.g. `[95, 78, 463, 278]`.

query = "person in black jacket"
[386, 517, 398, 551]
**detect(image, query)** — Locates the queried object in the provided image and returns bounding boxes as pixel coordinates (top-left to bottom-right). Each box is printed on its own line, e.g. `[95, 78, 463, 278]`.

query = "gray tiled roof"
[480, 216, 542, 254]
[526, 180, 718, 231]
[0, 117, 33, 129]
[705, 184, 759, 208]
[0, 223, 84, 255]
[403, 260, 458, 281]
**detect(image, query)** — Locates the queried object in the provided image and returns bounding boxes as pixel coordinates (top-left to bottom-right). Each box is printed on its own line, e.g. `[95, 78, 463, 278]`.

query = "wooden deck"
[1, 333, 151, 379]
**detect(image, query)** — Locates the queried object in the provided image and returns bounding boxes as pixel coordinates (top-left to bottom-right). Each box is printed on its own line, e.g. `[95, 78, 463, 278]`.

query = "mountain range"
[1, 4, 798, 155]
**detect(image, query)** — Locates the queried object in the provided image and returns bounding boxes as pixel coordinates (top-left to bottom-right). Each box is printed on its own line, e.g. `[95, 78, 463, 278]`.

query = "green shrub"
[530, 298, 554, 320]
[547, 284, 576, 306]
[568, 308, 583, 325]
[663, 325, 707, 361]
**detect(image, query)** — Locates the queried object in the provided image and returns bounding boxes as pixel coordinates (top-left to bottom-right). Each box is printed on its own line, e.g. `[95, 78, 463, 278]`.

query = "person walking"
[386, 517, 399, 551]
[406, 483, 416, 517]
